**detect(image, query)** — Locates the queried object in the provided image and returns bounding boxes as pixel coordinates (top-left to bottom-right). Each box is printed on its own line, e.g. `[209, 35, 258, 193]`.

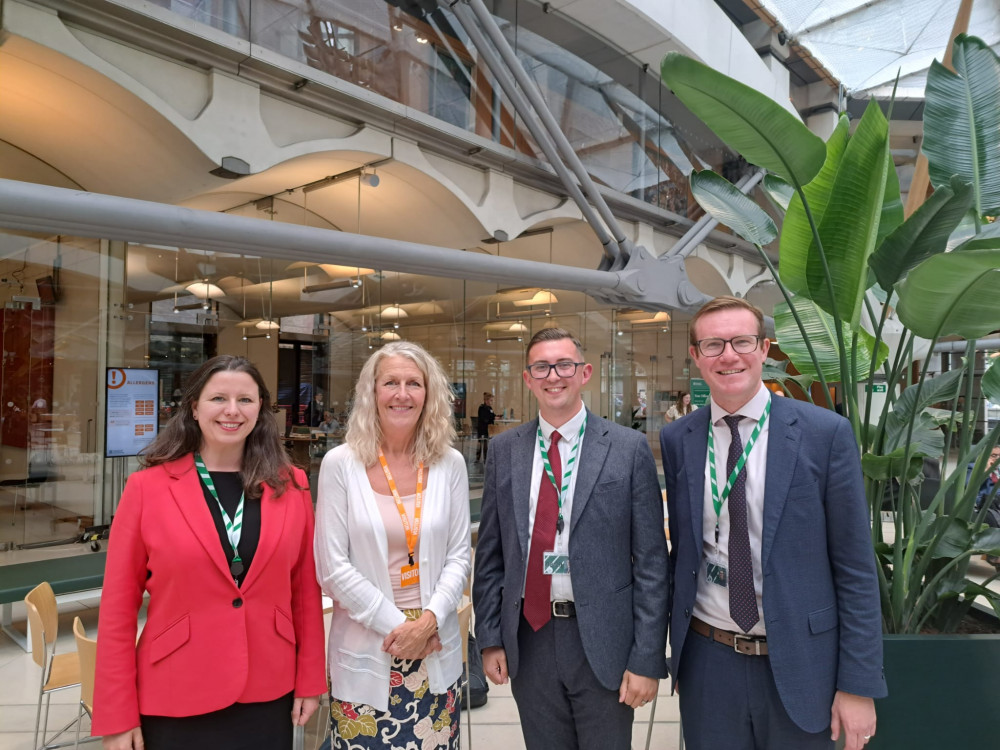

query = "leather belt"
[690, 616, 768, 656]
[551, 600, 576, 618]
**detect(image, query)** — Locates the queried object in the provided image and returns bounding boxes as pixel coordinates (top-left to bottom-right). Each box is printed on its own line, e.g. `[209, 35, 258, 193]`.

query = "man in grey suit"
[473, 327, 669, 749]
[660, 296, 886, 750]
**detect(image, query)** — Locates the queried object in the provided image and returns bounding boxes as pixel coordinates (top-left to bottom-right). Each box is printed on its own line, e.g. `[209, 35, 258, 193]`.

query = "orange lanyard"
[377, 448, 424, 565]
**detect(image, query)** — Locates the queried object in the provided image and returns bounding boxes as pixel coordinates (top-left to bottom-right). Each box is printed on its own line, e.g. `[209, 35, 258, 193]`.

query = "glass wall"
[142, 0, 746, 218]
[0, 227, 695, 546]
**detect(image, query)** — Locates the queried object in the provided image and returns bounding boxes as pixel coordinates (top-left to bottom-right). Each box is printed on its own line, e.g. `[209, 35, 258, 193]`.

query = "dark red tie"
[524, 430, 562, 631]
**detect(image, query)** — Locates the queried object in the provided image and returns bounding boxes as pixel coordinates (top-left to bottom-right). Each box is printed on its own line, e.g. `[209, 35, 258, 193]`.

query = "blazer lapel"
[762, 398, 800, 571]
[569, 412, 610, 533]
[241, 482, 288, 592]
[167, 456, 233, 583]
[683, 409, 710, 547]
[512, 420, 538, 554]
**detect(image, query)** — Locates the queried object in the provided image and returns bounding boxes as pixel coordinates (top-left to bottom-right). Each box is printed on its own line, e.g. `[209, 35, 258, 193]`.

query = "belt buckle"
[732, 633, 762, 656]
[551, 600, 572, 618]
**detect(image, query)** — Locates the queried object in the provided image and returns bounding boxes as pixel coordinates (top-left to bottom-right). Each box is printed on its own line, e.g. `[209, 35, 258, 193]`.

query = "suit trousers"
[510, 611, 633, 750]
[678, 627, 834, 750]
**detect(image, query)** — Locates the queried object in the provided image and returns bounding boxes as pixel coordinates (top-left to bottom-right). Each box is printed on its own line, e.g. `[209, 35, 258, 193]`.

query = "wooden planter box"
[870, 633, 1000, 748]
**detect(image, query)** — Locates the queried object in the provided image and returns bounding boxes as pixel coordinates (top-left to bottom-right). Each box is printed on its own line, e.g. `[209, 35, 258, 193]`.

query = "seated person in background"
[969, 445, 1000, 569]
[318, 410, 340, 433]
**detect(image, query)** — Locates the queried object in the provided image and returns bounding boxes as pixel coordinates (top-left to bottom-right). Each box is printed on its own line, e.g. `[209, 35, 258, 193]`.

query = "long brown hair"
[676, 391, 694, 416]
[141, 355, 299, 498]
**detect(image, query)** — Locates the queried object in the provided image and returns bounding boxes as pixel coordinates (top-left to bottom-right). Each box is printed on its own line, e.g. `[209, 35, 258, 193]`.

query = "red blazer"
[93, 455, 327, 736]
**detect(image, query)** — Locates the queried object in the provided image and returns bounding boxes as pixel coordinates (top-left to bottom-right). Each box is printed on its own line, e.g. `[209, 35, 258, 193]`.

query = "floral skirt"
[329, 616, 461, 750]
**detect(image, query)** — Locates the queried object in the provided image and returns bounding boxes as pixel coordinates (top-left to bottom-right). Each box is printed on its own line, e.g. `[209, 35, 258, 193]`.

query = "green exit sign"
[866, 383, 888, 393]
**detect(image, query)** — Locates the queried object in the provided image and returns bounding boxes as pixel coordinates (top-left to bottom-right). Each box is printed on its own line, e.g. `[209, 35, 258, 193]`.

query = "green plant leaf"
[773, 297, 888, 381]
[953, 220, 1000, 251]
[877, 150, 904, 250]
[887, 367, 965, 437]
[884, 410, 945, 458]
[761, 359, 815, 393]
[896, 248, 1000, 339]
[923, 34, 1000, 216]
[862, 447, 924, 482]
[929, 517, 974, 559]
[788, 100, 890, 327]
[762, 174, 793, 212]
[689, 170, 777, 246]
[868, 176, 975, 290]
[982, 360, 1000, 403]
[660, 53, 826, 188]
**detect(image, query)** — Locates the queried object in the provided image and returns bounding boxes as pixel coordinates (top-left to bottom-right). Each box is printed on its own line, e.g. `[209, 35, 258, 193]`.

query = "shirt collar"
[538, 402, 587, 444]
[709, 383, 771, 425]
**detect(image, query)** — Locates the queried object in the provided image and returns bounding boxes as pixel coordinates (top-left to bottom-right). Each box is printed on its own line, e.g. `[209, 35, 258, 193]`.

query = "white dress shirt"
[693, 384, 771, 635]
[523, 402, 587, 602]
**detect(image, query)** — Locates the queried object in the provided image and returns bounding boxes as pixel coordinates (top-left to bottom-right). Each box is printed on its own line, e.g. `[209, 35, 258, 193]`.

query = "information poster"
[106, 368, 159, 457]
[690, 378, 711, 407]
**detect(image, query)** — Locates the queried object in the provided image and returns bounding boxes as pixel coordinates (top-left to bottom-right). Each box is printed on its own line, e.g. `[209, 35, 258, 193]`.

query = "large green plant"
[662, 35, 1000, 634]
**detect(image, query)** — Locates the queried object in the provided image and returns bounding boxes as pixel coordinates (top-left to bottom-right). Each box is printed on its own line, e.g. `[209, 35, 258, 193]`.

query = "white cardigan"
[314, 444, 471, 712]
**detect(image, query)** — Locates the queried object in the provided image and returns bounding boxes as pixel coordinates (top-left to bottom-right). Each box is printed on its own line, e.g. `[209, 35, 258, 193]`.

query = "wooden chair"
[25, 582, 81, 749]
[72, 617, 100, 747]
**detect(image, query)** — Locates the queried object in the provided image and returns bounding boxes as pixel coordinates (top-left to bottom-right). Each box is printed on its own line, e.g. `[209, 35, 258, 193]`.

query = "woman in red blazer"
[93, 355, 327, 750]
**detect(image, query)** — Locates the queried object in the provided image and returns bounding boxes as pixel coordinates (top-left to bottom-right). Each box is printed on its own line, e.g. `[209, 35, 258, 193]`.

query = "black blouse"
[199, 471, 261, 587]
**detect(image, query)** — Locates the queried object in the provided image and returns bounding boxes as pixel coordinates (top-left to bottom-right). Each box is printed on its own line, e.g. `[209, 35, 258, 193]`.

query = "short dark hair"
[690, 296, 765, 346]
[525, 327, 584, 362]
[141, 355, 298, 498]
[483, 392, 492, 399]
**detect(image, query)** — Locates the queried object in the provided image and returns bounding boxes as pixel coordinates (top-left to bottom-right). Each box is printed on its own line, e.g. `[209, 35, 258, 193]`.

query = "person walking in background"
[315, 341, 471, 750]
[93, 355, 326, 750]
[476, 392, 495, 462]
[664, 390, 695, 423]
[473, 327, 669, 750]
[660, 296, 885, 750]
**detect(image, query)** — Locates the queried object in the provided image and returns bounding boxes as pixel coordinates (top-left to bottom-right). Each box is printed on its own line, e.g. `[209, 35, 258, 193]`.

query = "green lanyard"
[537, 416, 587, 534]
[707, 399, 771, 541]
[194, 454, 245, 578]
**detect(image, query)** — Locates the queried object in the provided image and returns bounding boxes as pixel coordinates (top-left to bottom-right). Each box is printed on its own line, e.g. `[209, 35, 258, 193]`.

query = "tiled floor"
[0, 594, 682, 750]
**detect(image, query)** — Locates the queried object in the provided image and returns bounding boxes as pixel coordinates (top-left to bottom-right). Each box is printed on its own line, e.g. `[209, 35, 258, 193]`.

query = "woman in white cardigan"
[315, 341, 471, 749]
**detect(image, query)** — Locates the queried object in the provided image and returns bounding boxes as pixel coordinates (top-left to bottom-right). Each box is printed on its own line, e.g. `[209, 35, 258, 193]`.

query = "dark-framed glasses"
[526, 361, 585, 379]
[695, 335, 761, 357]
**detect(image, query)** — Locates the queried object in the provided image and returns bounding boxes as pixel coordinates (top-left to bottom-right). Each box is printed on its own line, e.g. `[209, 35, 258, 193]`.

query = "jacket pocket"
[275, 606, 296, 645]
[149, 613, 190, 664]
[808, 604, 839, 634]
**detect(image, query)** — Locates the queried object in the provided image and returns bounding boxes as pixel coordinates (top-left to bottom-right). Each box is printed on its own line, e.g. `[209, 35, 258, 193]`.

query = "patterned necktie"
[524, 430, 562, 631]
[724, 415, 759, 633]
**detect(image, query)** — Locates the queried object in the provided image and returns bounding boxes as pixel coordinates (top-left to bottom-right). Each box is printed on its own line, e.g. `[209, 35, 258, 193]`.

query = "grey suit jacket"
[660, 396, 886, 733]
[473, 408, 669, 690]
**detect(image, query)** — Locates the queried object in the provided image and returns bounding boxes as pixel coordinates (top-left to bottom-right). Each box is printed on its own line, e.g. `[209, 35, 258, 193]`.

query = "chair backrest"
[73, 617, 97, 711]
[457, 602, 473, 665]
[24, 598, 48, 669]
[25, 582, 59, 647]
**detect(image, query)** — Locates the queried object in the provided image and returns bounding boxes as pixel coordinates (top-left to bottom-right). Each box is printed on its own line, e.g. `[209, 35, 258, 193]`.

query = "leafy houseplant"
[660, 35, 1000, 637]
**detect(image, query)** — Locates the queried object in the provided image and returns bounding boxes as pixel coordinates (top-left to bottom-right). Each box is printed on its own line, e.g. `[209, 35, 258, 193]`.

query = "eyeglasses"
[525, 361, 585, 379]
[694, 335, 761, 357]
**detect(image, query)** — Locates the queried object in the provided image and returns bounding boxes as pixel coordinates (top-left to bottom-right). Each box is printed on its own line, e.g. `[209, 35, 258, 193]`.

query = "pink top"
[373, 491, 423, 608]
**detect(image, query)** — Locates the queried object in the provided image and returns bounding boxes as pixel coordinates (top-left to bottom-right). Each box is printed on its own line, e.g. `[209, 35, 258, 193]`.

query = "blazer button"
[691, 570, 696, 577]
[684, 608, 691, 618]
[232, 598, 243, 608]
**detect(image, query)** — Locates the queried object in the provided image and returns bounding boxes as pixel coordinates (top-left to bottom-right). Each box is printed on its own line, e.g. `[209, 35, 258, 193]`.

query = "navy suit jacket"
[473, 409, 669, 689]
[660, 396, 886, 733]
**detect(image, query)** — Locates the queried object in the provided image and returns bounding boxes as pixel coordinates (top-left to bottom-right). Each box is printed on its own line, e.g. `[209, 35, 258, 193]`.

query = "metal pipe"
[0, 179, 624, 294]
[932, 338, 1000, 354]
[669, 170, 766, 258]
[461, 0, 632, 254]
[440, 1, 617, 258]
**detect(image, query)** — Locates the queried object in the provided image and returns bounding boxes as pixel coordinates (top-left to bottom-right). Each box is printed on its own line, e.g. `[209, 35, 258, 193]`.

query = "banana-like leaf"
[781, 104, 889, 327]
[660, 53, 826, 188]
[773, 296, 888, 381]
[924, 407, 966, 428]
[953, 220, 1000, 251]
[689, 171, 777, 246]
[862, 447, 924, 482]
[780, 117, 849, 298]
[884, 410, 945, 458]
[878, 150, 904, 249]
[896, 248, 1000, 339]
[923, 35, 1000, 216]
[885, 368, 964, 449]
[763, 174, 793, 212]
[761, 359, 815, 393]
[982, 361, 1000, 403]
[869, 176, 975, 290]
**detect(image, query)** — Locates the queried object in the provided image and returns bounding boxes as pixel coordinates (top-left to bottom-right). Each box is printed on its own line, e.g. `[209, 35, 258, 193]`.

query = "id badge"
[706, 561, 728, 588]
[400, 561, 420, 588]
[542, 551, 570, 575]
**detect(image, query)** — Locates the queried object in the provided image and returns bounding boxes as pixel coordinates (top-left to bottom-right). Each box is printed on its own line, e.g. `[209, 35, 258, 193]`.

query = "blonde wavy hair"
[346, 341, 456, 467]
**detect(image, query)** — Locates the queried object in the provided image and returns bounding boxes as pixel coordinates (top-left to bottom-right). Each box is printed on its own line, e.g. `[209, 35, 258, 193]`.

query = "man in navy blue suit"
[660, 296, 886, 750]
